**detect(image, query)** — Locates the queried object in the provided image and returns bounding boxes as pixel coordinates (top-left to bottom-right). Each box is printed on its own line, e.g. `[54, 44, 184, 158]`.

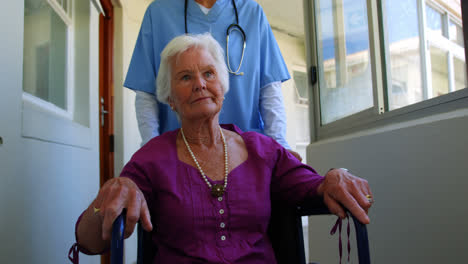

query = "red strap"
[346, 216, 351, 262]
[330, 215, 351, 263]
[68, 243, 80, 264]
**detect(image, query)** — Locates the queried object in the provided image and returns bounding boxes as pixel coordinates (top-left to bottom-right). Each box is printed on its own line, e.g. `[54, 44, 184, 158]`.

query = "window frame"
[304, 0, 468, 141]
[425, 0, 465, 95]
[48, 0, 73, 25]
[21, 0, 99, 148]
[292, 68, 310, 105]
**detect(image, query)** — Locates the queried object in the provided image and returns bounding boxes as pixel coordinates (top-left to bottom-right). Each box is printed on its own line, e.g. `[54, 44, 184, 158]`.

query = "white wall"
[271, 30, 317, 166]
[272, 29, 308, 152]
[114, 0, 150, 175]
[306, 108, 468, 263]
[0, 2, 101, 264]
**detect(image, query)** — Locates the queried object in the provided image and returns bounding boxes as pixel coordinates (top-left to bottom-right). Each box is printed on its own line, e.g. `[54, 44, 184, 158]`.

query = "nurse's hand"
[93, 177, 153, 240]
[287, 149, 303, 162]
[317, 168, 373, 224]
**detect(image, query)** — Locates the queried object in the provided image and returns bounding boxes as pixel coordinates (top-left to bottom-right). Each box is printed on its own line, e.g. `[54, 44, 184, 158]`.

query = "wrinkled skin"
[317, 168, 373, 224]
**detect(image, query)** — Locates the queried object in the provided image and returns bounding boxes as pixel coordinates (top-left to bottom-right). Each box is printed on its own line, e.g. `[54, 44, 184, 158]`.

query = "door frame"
[99, 0, 114, 263]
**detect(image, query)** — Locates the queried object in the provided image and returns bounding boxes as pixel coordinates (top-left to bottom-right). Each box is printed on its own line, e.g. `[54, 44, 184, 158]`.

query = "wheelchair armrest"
[297, 197, 331, 216]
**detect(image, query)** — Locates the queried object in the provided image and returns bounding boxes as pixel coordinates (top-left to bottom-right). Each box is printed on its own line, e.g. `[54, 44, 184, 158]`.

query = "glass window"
[309, 0, 466, 137]
[449, 20, 465, 47]
[23, 0, 69, 109]
[454, 57, 467, 90]
[385, 0, 424, 110]
[429, 46, 449, 96]
[315, 0, 373, 124]
[384, 0, 465, 110]
[426, 4, 444, 36]
[21, 0, 94, 147]
[293, 71, 309, 103]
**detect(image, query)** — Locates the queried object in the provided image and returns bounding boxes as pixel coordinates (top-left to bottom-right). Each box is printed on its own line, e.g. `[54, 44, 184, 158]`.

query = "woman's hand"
[93, 177, 152, 240]
[317, 168, 373, 224]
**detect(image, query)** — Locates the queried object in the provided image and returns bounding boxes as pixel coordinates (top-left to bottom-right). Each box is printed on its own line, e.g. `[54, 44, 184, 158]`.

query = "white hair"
[156, 33, 229, 105]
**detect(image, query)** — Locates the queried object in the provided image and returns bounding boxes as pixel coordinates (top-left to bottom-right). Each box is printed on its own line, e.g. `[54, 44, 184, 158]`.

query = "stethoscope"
[184, 0, 246, 76]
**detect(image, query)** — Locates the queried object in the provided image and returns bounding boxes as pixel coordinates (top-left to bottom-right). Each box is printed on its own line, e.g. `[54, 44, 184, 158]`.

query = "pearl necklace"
[180, 127, 228, 197]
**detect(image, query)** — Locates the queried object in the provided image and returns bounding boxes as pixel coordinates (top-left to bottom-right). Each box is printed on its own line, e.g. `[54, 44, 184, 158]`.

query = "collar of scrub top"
[184, 0, 246, 76]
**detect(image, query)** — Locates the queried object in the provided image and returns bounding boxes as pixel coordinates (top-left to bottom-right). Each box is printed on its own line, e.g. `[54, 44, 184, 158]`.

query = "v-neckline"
[173, 125, 249, 183]
[187, 0, 229, 23]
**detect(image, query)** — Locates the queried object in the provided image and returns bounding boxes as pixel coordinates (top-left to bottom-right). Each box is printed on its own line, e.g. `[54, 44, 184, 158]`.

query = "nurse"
[125, 0, 301, 159]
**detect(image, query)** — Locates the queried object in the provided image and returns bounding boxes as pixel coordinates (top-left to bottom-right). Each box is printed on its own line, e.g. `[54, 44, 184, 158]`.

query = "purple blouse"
[118, 124, 324, 263]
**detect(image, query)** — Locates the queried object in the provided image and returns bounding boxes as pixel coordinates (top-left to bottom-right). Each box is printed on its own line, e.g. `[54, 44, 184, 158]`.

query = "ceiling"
[124, 0, 307, 38]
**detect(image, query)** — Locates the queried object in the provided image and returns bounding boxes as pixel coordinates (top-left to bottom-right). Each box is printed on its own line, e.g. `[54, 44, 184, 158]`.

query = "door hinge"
[310, 66, 317, 86]
[109, 134, 114, 153]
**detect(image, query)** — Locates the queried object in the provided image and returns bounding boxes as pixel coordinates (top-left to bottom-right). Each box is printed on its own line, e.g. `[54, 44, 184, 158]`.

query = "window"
[314, 0, 374, 124]
[385, 0, 425, 110]
[23, 0, 92, 126]
[23, 0, 74, 111]
[293, 70, 309, 104]
[22, 0, 95, 147]
[307, 0, 467, 139]
[386, 0, 466, 106]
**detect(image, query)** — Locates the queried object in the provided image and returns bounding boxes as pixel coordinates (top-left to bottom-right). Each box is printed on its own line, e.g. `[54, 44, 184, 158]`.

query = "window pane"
[315, 0, 373, 124]
[23, 0, 68, 109]
[429, 46, 449, 97]
[385, 0, 423, 110]
[449, 20, 464, 47]
[293, 71, 309, 101]
[454, 57, 467, 91]
[426, 4, 444, 36]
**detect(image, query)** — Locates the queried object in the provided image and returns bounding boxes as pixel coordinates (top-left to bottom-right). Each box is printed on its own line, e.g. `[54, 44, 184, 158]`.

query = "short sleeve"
[124, 7, 158, 94]
[257, 7, 291, 88]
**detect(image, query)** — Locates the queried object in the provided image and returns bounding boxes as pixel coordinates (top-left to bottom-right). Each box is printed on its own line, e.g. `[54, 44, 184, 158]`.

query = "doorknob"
[101, 97, 109, 127]
[0, 136, 3, 145]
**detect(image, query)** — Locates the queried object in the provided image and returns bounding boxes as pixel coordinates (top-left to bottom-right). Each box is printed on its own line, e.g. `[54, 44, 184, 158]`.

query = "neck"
[180, 117, 221, 147]
[194, 0, 217, 8]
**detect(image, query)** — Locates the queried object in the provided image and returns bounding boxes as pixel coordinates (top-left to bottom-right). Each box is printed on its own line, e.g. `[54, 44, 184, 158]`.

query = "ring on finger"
[365, 194, 374, 204]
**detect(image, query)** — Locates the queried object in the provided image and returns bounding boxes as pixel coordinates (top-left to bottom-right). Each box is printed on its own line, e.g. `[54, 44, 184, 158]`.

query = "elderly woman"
[71, 33, 372, 263]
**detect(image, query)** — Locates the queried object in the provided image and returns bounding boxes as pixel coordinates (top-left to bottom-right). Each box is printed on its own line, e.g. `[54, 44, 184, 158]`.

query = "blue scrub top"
[124, 0, 290, 135]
